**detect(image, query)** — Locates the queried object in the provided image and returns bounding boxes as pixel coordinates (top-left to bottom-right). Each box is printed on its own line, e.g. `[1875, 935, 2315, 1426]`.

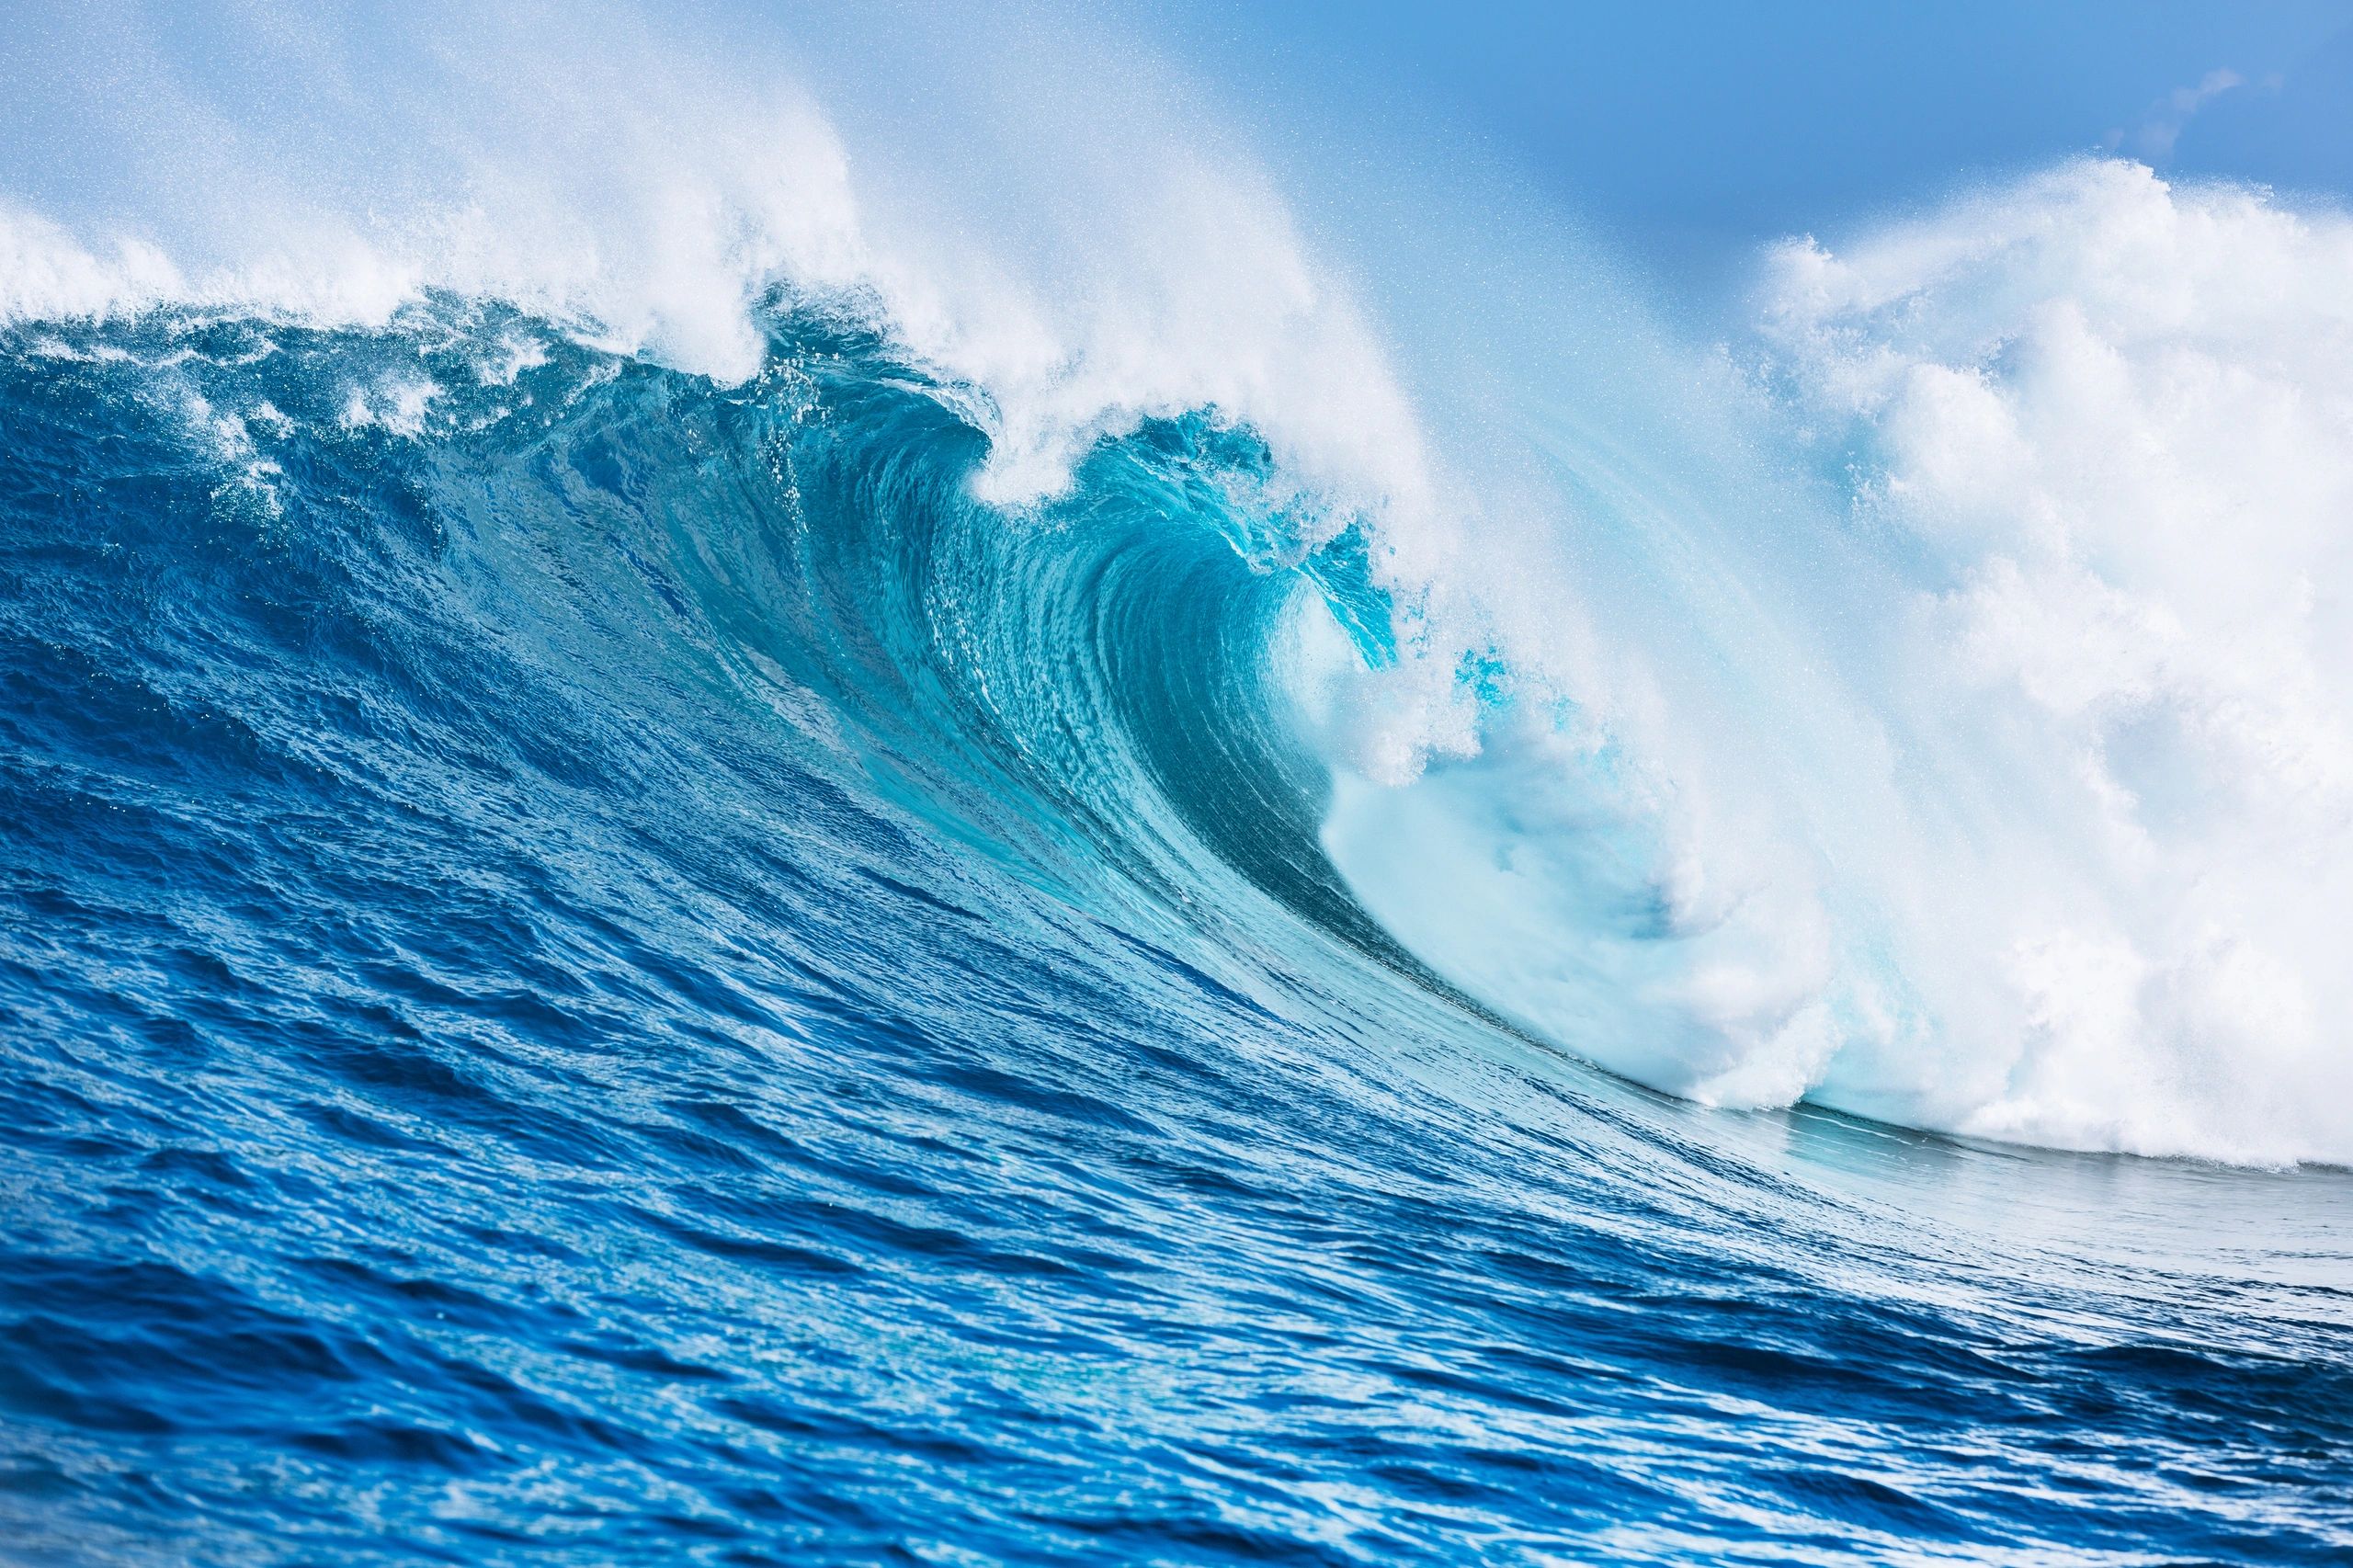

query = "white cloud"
[2106, 67, 2245, 160]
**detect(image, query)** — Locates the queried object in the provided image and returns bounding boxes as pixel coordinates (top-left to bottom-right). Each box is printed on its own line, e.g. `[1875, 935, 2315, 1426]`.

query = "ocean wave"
[5, 117, 2352, 1554]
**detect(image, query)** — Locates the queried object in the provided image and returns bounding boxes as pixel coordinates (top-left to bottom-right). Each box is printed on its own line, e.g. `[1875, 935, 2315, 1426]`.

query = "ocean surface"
[5, 6, 2353, 1563]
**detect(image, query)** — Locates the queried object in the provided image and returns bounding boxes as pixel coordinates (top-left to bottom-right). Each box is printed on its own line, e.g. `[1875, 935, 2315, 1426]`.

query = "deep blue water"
[2, 300, 2349, 1566]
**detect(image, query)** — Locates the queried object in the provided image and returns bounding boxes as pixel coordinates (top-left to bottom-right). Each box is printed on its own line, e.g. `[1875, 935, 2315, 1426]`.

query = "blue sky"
[6, 1, 2345, 297]
[1175, 1, 2353, 265]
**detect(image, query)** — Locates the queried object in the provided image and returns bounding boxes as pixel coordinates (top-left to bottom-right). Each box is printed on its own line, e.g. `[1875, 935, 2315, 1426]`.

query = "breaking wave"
[5, 7, 2352, 1559]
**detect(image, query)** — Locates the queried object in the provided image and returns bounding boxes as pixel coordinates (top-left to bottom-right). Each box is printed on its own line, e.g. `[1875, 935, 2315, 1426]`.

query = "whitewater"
[2, 2, 2348, 1562]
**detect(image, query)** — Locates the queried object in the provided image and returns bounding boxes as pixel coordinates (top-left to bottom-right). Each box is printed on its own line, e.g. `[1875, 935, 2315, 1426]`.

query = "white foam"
[0, 206, 188, 324]
[337, 376, 442, 438]
[1756, 159, 2353, 1165]
[1315, 158, 2353, 1167]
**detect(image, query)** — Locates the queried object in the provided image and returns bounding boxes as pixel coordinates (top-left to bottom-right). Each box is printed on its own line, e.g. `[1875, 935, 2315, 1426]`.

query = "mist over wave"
[1759, 160, 2353, 1159]
[1324, 159, 2353, 1166]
